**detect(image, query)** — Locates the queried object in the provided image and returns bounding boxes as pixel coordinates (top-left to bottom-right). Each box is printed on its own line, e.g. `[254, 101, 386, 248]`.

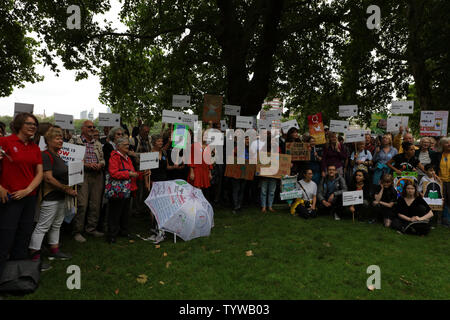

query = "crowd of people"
[0, 113, 449, 276]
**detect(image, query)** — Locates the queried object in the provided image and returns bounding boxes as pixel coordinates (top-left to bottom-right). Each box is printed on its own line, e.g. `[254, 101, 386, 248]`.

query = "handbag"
[104, 157, 132, 199]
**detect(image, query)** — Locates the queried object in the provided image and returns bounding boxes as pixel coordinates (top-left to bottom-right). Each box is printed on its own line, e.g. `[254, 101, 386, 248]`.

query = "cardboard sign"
[329, 120, 349, 133]
[391, 101, 414, 114]
[280, 190, 303, 201]
[420, 111, 449, 137]
[14, 103, 34, 117]
[342, 190, 364, 206]
[370, 113, 387, 135]
[423, 181, 444, 211]
[285, 143, 310, 161]
[172, 124, 189, 149]
[220, 120, 228, 131]
[98, 113, 121, 127]
[224, 163, 256, 180]
[257, 119, 273, 131]
[265, 109, 282, 122]
[281, 176, 298, 193]
[308, 113, 326, 145]
[58, 143, 86, 163]
[256, 153, 291, 179]
[68, 161, 84, 186]
[162, 110, 198, 128]
[224, 105, 241, 116]
[54, 113, 74, 130]
[281, 120, 300, 134]
[236, 116, 254, 129]
[203, 94, 223, 123]
[172, 95, 190, 108]
[140, 152, 160, 171]
[339, 105, 358, 117]
[344, 129, 365, 143]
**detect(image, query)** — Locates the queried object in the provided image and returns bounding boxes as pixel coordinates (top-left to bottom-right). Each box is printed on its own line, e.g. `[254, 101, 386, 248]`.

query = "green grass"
[8, 205, 450, 300]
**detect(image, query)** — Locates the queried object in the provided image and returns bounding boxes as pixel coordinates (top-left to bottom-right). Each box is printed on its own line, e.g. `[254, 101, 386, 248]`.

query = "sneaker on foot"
[40, 262, 52, 272]
[74, 233, 87, 243]
[334, 213, 341, 221]
[48, 251, 72, 261]
[86, 230, 105, 237]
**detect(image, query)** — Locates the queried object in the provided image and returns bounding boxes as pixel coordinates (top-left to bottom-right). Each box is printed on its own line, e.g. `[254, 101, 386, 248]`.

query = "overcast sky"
[0, 0, 125, 119]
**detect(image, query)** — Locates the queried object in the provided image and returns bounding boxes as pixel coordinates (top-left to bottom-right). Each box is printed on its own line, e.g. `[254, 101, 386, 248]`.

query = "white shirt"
[418, 175, 436, 193]
[351, 150, 373, 173]
[297, 179, 317, 200]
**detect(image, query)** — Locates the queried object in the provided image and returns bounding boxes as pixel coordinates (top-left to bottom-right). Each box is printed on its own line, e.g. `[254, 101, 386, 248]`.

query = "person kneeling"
[317, 165, 347, 220]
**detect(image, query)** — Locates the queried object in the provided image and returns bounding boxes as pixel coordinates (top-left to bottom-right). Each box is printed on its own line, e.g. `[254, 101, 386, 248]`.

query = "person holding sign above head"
[69, 120, 105, 243]
[29, 127, 76, 264]
[391, 180, 434, 235]
[0, 113, 43, 277]
[317, 165, 347, 220]
[386, 142, 425, 175]
[372, 174, 397, 227]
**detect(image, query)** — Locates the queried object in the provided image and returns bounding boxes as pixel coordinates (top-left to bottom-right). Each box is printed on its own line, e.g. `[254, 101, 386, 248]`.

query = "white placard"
[257, 119, 273, 131]
[220, 120, 228, 131]
[54, 113, 74, 130]
[342, 190, 364, 206]
[339, 105, 358, 117]
[139, 152, 159, 171]
[98, 113, 121, 127]
[265, 109, 282, 121]
[172, 95, 190, 108]
[162, 110, 198, 128]
[224, 105, 241, 116]
[280, 190, 302, 201]
[39, 136, 47, 151]
[236, 116, 254, 129]
[424, 198, 443, 206]
[204, 131, 224, 145]
[14, 103, 34, 117]
[68, 161, 84, 186]
[344, 129, 365, 143]
[329, 120, 349, 133]
[387, 116, 409, 133]
[281, 120, 300, 134]
[391, 101, 414, 114]
[58, 142, 86, 163]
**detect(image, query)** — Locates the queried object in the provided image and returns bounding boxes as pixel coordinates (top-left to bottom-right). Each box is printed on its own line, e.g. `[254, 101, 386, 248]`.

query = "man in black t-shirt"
[387, 142, 425, 175]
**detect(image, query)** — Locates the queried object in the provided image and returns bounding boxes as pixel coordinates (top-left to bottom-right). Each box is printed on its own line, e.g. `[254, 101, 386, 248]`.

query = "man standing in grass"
[317, 165, 347, 220]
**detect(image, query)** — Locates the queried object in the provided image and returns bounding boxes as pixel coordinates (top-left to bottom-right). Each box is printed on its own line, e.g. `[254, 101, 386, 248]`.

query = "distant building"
[80, 110, 88, 119]
[260, 98, 283, 129]
[88, 109, 94, 121]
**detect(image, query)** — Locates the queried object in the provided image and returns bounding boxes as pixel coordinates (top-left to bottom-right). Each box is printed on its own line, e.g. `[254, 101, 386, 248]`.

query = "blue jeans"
[260, 178, 277, 208]
[232, 178, 247, 210]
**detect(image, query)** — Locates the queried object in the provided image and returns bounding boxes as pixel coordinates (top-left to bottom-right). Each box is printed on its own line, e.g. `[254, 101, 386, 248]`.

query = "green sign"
[172, 123, 189, 149]
[370, 113, 387, 135]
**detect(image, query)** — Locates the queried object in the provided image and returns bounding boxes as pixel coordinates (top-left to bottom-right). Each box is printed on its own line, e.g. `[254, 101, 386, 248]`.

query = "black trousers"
[107, 198, 131, 238]
[0, 196, 36, 278]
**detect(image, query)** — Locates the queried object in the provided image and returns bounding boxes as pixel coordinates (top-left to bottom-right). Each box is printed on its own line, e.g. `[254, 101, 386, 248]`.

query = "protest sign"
[14, 103, 34, 117]
[387, 116, 409, 133]
[391, 101, 414, 114]
[58, 142, 86, 163]
[256, 153, 291, 179]
[224, 163, 256, 180]
[344, 129, 365, 143]
[203, 94, 223, 123]
[280, 190, 303, 201]
[281, 120, 300, 134]
[281, 176, 297, 193]
[423, 181, 444, 211]
[393, 172, 418, 197]
[329, 120, 349, 133]
[220, 120, 228, 131]
[39, 136, 46, 151]
[265, 109, 282, 122]
[172, 124, 189, 149]
[54, 113, 74, 130]
[68, 161, 84, 186]
[172, 95, 190, 108]
[98, 113, 121, 127]
[257, 119, 273, 131]
[339, 105, 358, 117]
[140, 152, 160, 171]
[342, 190, 364, 206]
[308, 113, 326, 145]
[370, 113, 387, 135]
[420, 111, 448, 137]
[236, 116, 254, 129]
[285, 143, 310, 161]
[224, 105, 241, 116]
[162, 110, 198, 128]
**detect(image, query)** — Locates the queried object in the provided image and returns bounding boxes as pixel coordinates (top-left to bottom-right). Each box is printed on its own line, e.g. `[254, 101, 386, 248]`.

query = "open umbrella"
[144, 180, 214, 241]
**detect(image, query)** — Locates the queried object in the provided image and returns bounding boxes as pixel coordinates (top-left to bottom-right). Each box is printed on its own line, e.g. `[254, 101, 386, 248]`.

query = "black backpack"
[0, 260, 41, 295]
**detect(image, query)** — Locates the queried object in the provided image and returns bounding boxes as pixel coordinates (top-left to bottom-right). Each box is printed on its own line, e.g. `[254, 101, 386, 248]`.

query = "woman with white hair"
[416, 137, 435, 181]
[102, 126, 124, 171]
[431, 137, 450, 226]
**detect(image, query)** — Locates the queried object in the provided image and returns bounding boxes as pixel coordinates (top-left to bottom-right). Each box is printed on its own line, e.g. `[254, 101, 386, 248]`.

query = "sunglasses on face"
[85, 125, 96, 129]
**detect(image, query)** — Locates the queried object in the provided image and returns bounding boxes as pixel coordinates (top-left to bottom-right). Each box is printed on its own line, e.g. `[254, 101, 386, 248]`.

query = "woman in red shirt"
[187, 137, 213, 200]
[106, 137, 138, 243]
[0, 113, 43, 277]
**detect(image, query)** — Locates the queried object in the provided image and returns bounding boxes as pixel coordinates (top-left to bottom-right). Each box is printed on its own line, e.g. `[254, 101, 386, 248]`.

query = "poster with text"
[308, 113, 326, 145]
[202, 94, 223, 123]
[420, 111, 448, 137]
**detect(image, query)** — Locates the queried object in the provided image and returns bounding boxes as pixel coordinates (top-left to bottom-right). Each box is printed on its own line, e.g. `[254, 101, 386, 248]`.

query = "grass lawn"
[8, 204, 450, 300]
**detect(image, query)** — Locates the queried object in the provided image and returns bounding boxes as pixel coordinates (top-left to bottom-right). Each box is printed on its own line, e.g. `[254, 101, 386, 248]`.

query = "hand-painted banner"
[256, 153, 291, 179]
[285, 143, 310, 161]
[203, 94, 223, 123]
[370, 114, 387, 135]
[308, 113, 326, 145]
[422, 181, 444, 211]
[224, 162, 256, 180]
[420, 111, 448, 137]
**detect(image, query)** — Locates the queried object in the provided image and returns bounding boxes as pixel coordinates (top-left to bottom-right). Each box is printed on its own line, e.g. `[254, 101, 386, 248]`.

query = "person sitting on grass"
[391, 180, 434, 235]
[372, 173, 397, 227]
[317, 165, 347, 220]
[387, 141, 425, 175]
[291, 169, 318, 219]
[347, 170, 372, 222]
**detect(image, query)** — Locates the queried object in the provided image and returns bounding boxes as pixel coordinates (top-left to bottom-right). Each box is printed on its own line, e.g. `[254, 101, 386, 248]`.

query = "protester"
[100, 127, 111, 146]
[391, 180, 434, 235]
[294, 169, 317, 218]
[372, 173, 397, 227]
[29, 127, 76, 264]
[393, 127, 418, 153]
[187, 137, 213, 199]
[317, 165, 347, 220]
[62, 129, 72, 142]
[0, 122, 6, 137]
[347, 170, 371, 222]
[231, 136, 250, 214]
[286, 127, 305, 176]
[431, 137, 450, 225]
[103, 126, 124, 171]
[150, 134, 168, 184]
[93, 129, 100, 141]
[365, 133, 376, 155]
[372, 134, 398, 185]
[69, 120, 105, 242]
[321, 132, 347, 177]
[305, 136, 322, 185]
[33, 122, 53, 145]
[387, 141, 425, 175]
[259, 131, 279, 213]
[106, 138, 138, 243]
[0, 113, 43, 277]
[350, 141, 373, 174]
[416, 137, 435, 181]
